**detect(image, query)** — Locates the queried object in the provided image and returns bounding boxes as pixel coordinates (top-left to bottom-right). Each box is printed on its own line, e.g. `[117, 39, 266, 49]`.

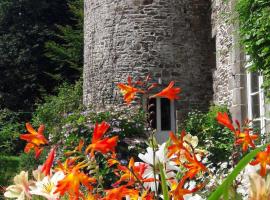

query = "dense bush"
[0, 109, 25, 155]
[0, 156, 20, 186]
[31, 80, 84, 140]
[182, 106, 234, 163]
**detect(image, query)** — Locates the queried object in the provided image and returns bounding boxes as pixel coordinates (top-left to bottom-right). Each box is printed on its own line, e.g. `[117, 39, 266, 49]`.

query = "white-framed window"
[148, 98, 176, 143]
[246, 58, 270, 137]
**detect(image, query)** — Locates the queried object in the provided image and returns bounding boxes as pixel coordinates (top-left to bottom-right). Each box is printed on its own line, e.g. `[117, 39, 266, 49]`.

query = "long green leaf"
[208, 144, 267, 200]
[159, 162, 169, 200]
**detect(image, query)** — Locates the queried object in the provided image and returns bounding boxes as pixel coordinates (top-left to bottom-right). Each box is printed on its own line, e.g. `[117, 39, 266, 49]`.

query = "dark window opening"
[161, 98, 171, 131]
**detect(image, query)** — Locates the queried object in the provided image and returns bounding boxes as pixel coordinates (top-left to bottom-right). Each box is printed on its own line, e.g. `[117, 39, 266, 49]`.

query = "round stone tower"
[84, 0, 215, 120]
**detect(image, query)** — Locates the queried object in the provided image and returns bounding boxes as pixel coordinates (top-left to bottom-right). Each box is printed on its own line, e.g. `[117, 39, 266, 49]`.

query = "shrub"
[31, 80, 84, 140]
[0, 156, 20, 186]
[0, 109, 25, 155]
[182, 105, 234, 163]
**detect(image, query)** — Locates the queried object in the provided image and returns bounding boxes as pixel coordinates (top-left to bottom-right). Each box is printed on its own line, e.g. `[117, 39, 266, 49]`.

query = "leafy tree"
[45, 0, 83, 81]
[0, 0, 75, 112]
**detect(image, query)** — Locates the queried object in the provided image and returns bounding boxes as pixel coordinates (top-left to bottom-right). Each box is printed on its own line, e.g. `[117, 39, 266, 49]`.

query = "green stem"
[159, 162, 169, 200]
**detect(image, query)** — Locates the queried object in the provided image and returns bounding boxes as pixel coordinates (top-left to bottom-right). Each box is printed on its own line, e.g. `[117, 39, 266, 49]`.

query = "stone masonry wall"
[84, 0, 215, 120]
[211, 0, 247, 121]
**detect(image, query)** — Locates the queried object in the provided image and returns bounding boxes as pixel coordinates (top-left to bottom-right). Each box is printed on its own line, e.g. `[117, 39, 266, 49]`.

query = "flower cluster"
[4, 76, 270, 200]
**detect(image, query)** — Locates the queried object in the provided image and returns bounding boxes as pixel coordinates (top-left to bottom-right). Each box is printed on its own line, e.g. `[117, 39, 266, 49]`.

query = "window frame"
[246, 56, 270, 136]
[148, 97, 176, 143]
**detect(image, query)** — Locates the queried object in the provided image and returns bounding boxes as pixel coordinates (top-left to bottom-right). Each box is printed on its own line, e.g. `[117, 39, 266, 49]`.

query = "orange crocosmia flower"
[182, 151, 207, 180]
[91, 121, 110, 143]
[170, 179, 204, 200]
[85, 121, 118, 157]
[150, 81, 181, 101]
[117, 76, 144, 104]
[235, 129, 258, 152]
[20, 123, 48, 158]
[103, 185, 139, 200]
[55, 163, 96, 200]
[250, 145, 270, 176]
[167, 131, 187, 158]
[216, 112, 236, 133]
[41, 147, 56, 176]
[55, 158, 78, 174]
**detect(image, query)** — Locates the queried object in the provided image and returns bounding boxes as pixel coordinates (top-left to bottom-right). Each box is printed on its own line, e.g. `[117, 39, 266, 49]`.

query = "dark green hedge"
[0, 156, 20, 186]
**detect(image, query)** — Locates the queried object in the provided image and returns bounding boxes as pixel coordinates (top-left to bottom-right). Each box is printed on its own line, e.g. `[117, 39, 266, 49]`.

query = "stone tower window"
[246, 58, 270, 138]
[147, 97, 176, 143]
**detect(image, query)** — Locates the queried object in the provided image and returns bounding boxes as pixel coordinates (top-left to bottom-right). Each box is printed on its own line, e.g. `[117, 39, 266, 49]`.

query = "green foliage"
[45, 0, 83, 81]
[183, 106, 234, 163]
[0, 0, 80, 111]
[31, 80, 84, 141]
[236, 0, 270, 99]
[19, 149, 48, 174]
[0, 156, 20, 186]
[0, 109, 25, 155]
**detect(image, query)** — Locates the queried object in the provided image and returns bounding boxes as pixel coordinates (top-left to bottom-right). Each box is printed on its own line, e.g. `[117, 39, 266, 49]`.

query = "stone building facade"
[84, 0, 270, 138]
[84, 0, 215, 120]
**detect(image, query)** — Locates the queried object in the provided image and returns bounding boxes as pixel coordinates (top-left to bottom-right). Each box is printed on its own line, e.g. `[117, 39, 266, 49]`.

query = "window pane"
[265, 120, 270, 143]
[252, 94, 260, 119]
[265, 103, 270, 119]
[160, 98, 171, 131]
[251, 72, 259, 93]
[148, 98, 157, 129]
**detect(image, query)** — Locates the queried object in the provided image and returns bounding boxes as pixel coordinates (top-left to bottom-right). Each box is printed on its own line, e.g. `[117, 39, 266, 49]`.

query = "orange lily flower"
[150, 81, 181, 101]
[102, 185, 139, 200]
[41, 147, 56, 176]
[55, 162, 96, 200]
[182, 151, 207, 180]
[170, 179, 204, 200]
[167, 131, 187, 159]
[235, 129, 258, 152]
[216, 112, 236, 133]
[250, 145, 270, 176]
[117, 76, 144, 104]
[112, 158, 151, 187]
[65, 139, 85, 156]
[85, 121, 118, 157]
[55, 158, 78, 174]
[20, 123, 48, 158]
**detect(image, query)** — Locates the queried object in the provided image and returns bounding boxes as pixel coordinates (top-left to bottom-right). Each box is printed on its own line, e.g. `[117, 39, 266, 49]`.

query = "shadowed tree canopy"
[0, 0, 83, 113]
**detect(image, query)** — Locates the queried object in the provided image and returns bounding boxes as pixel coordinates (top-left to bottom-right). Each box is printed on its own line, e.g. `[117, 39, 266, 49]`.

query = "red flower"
[117, 76, 144, 104]
[216, 112, 236, 133]
[85, 121, 118, 157]
[250, 145, 270, 176]
[170, 179, 204, 200]
[235, 129, 258, 152]
[150, 81, 181, 101]
[20, 123, 48, 158]
[167, 131, 187, 158]
[41, 147, 56, 176]
[55, 163, 96, 200]
[182, 151, 207, 180]
[102, 185, 139, 200]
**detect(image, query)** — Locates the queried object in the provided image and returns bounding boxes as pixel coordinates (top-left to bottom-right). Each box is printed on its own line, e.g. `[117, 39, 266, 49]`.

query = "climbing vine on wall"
[236, 0, 270, 99]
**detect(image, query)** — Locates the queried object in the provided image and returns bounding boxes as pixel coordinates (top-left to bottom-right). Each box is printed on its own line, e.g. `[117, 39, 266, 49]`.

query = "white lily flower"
[4, 171, 33, 200]
[138, 143, 178, 192]
[29, 171, 65, 200]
